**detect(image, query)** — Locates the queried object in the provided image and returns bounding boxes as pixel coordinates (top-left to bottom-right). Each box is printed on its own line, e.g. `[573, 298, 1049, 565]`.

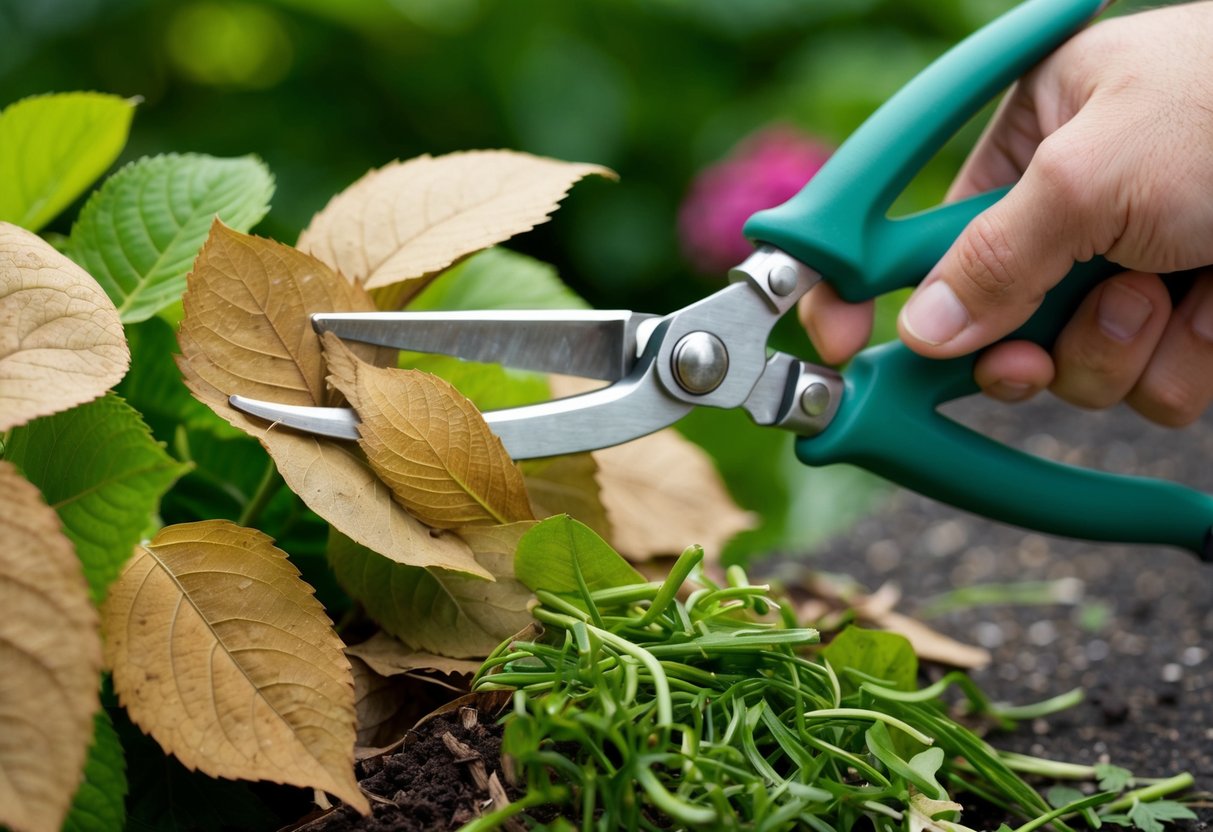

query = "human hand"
[800, 1, 1213, 426]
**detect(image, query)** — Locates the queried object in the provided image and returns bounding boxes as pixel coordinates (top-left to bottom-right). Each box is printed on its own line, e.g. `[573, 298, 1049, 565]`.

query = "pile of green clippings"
[466, 516, 1194, 832]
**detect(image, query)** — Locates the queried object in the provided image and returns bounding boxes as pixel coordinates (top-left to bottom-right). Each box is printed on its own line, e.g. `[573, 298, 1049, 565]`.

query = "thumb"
[898, 132, 1107, 358]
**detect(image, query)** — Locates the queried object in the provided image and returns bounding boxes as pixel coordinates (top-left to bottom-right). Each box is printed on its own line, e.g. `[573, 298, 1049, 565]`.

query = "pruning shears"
[231, 0, 1213, 560]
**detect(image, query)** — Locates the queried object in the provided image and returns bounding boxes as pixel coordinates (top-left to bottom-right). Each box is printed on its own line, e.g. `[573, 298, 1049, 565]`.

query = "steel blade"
[228, 356, 690, 459]
[482, 362, 692, 458]
[312, 310, 659, 382]
[229, 396, 361, 440]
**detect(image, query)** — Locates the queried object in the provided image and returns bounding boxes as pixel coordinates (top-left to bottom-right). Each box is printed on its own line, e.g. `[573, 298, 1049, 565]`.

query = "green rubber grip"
[746, 0, 1213, 557]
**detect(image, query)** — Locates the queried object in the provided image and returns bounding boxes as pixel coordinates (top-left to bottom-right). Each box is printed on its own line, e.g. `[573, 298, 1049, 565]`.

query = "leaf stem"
[237, 458, 282, 528]
[1101, 773, 1194, 814]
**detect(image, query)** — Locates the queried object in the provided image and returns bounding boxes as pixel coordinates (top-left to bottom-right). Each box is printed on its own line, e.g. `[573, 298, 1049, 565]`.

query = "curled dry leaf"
[0, 222, 128, 431]
[297, 150, 615, 300]
[0, 461, 103, 832]
[177, 222, 488, 578]
[348, 656, 457, 752]
[324, 334, 534, 528]
[102, 520, 370, 814]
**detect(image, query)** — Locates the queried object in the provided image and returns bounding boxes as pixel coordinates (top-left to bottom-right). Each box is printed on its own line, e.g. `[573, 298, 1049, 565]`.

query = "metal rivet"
[800, 382, 831, 417]
[672, 331, 729, 395]
[768, 264, 799, 297]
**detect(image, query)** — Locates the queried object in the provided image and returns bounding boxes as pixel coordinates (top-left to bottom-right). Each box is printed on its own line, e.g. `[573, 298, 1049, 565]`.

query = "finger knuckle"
[1032, 136, 1100, 219]
[954, 213, 1019, 302]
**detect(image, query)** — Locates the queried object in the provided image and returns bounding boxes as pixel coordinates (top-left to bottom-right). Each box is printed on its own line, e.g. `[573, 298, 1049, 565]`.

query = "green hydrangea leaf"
[408, 246, 589, 311]
[514, 514, 643, 596]
[822, 625, 917, 693]
[0, 93, 136, 232]
[63, 709, 127, 832]
[6, 393, 191, 600]
[116, 316, 224, 445]
[69, 153, 274, 323]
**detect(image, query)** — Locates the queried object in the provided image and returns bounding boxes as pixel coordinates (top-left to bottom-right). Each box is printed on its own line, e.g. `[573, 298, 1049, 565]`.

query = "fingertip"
[975, 341, 1054, 402]
[798, 284, 874, 365]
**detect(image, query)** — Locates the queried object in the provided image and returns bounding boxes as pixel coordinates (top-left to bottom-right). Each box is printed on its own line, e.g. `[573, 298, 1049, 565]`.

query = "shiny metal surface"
[671, 331, 728, 394]
[229, 395, 361, 440]
[312, 310, 658, 382]
[229, 350, 693, 459]
[231, 245, 846, 456]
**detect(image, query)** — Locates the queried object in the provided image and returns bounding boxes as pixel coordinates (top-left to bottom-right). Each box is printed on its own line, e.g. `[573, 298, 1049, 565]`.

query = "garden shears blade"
[234, 0, 1213, 559]
[231, 246, 845, 459]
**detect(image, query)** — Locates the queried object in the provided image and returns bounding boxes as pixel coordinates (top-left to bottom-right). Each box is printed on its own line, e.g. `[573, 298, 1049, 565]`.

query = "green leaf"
[113, 709, 282, 832]
[407, 246, 589, 311]
[329, 531, 534, 659]
[404, 353, 550, 411]
[5, 393, 191, 601]
[162, 427, 274, 521]
[822, 626, 917, 693]
[69, 153, 274, 322]
[0, 93, 136, 232]
[63, 709, 127, 832]
[864, 722, 944, 799]
[1049, 786, 1089, 809]
[514, 514, 644, 596]
[1096, 763, 1135, 793]
[1124, 800, 1197, 832]
[116, 316, 223, 445]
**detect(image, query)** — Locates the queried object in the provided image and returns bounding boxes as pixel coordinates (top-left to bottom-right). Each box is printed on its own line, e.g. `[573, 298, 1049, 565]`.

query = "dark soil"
[294, 707, 513, 832]
[770, 395, 1213, 827]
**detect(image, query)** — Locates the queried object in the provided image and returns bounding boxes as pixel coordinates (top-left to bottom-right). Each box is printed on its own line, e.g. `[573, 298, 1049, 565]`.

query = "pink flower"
[678, 125, 831, 275]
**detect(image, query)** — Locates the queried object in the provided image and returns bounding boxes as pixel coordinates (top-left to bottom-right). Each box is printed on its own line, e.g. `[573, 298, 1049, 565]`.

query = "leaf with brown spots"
[102, 520, 370, 814]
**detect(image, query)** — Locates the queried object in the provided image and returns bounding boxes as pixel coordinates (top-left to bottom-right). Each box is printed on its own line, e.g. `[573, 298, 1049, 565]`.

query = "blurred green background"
[0, 0, 1157, 561]
[1, 0, 1040, 310]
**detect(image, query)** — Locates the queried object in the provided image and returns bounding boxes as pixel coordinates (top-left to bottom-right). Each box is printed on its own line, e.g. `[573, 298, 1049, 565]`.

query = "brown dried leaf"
[324, 334, 534, 528]
[177, 223, 488, 578]
[347, 631, 482, 678]
[797, 573, 990, 670]
[0, 461, 103, 832]
[102, 520, 370, 814]
[0, 221, 128, 430]
[851, 583, 990, 670]
[348, 657, 455, 751]
[593, 428, 757, 561]
[520, 453, 611, 539]
[297, 151, 615, 297]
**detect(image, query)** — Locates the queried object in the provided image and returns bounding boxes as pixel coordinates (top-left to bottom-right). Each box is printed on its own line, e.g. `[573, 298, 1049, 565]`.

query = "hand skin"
[800, 1, 1213, 426]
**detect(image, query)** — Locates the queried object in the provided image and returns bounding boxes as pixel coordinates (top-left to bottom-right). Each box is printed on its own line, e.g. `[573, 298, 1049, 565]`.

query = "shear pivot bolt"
[672, 331, 728, 395]
[768, 264, 800, 297]
[800, 382, 831, 417]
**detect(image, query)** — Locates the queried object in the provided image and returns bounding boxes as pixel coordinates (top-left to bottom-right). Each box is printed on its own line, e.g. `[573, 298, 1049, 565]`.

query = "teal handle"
[744, 0, 1105, 298]
[747, 0, 1213, 557]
